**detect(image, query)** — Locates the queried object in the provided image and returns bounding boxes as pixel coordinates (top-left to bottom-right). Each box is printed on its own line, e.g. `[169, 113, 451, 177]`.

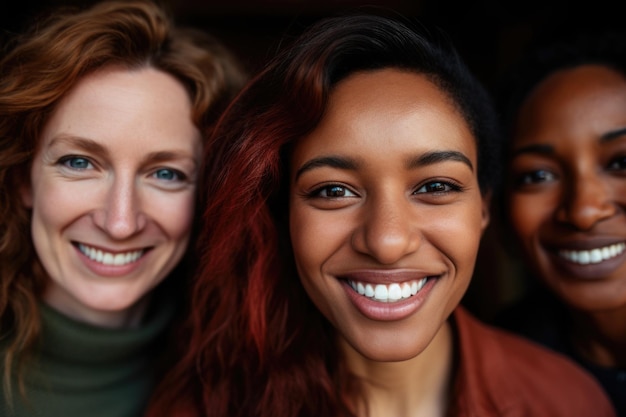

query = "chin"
[350, 338, 430, 363]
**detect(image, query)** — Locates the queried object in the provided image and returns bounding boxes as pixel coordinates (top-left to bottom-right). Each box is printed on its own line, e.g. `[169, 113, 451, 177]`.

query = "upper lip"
[338, 269, 440, 284]
[73, 241, 150, 254]
[543, 236, 626, 252]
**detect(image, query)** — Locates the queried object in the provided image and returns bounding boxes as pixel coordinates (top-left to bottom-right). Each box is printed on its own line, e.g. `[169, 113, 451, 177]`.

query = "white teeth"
[388, 283, 402, 301]
[374, 284, 388, 300]
[103, 253, 114, 264]
[78, 243, 143, 266]
[559, 243, 626, 265]
[401, 283, 411, 298]
[349, 277, 428, 303]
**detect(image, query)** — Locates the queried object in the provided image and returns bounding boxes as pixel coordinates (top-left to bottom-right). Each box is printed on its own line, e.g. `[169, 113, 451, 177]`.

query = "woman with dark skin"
[495, 31, 626, 416]
[146, 13, 615, 417]
[0, 1, 245, 415]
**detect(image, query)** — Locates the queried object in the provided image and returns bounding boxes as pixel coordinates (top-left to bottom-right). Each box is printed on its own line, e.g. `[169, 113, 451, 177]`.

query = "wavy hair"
[146, 12, 500, 417]
[0, 0, 245, 403]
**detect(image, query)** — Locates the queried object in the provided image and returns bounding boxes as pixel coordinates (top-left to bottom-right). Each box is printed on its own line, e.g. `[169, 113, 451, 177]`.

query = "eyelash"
[306, 183, 358, 199]
[151, 168, 187, 182]
[513, 169, 557, 187]
[57, 155, 188, 182]
[413, 180, 463, 194]
[512, 155, 626, 188]
[58, 155, 93, 170]
[607, 155, 626, 171]
[306, 179, 464, 199]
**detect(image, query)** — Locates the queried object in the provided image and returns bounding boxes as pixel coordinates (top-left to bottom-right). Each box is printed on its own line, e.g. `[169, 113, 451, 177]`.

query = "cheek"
[289, 210, 344, 324]
[289, 205, 352, 276]
[438, 207, 484, 266]
[147, 192, 196, 239]
[31, 180, 84, 230]
[289, 208, 328, 271]
[420, 205, 484, 312]
[508, 193, 551, 240]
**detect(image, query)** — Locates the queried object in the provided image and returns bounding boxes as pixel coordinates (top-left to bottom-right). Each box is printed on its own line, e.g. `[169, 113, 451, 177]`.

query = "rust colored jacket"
[449, 307, 616, 417]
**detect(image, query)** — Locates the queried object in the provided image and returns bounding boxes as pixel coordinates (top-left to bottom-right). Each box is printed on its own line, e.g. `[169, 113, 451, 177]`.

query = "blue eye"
[153, 168, 184, 181]
[60, 156, 92, 170]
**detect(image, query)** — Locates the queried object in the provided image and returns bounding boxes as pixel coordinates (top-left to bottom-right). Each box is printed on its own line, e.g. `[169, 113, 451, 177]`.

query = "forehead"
[515, 65, 626, 142]
[293, 68, 476, 162]
[40, 66, 200, 153]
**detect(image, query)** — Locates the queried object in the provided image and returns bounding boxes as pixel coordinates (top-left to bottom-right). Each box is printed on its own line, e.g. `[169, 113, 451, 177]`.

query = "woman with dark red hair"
[147, 12, 616, 417]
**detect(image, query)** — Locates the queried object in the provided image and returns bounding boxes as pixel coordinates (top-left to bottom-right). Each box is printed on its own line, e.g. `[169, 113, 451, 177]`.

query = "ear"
[480, 190, 492, 233]
[20, 181, 33, 208]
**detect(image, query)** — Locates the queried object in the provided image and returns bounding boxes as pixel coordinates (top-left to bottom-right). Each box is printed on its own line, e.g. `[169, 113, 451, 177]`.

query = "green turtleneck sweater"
[0, 298, 175, 417]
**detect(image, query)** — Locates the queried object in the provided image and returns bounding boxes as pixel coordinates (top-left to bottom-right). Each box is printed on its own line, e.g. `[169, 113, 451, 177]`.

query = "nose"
[93, 176, 147, 239]
[555, 172, 615, 230]
[351, 195, 420, 264]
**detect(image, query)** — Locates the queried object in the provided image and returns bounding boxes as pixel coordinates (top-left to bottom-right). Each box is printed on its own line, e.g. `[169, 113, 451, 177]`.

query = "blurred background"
[2, 0, 621, 90]
[1, 0, 621, 321]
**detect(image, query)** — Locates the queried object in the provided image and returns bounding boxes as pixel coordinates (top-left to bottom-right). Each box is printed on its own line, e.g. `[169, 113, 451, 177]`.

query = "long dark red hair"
[146, 12, 500, 417]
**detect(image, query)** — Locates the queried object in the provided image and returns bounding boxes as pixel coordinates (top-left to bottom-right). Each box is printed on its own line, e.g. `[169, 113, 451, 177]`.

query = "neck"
[43, 288, 150, 329]
[570, 305, 626, 367]
[345, 321, 454, 417]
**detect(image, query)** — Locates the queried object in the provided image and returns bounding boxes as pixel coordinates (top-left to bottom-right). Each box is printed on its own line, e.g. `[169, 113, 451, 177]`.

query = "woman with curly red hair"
[0, 1, 244, 415]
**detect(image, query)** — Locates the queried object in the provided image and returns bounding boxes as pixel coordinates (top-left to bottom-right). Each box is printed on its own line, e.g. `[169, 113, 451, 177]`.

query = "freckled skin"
[507, 65, 626, 313]
[23, 66, 202, 328]
[289, 68, 490, 364]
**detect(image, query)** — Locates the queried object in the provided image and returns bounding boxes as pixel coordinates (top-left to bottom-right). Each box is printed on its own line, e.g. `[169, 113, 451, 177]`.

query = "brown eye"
[414, 181, 460, 194]
[327, 186, 346, 197]
[310, 184, 357, 198]
[515, 169, 556, 186]
[323, 185, 354, 197]
[607, 155, 626, 171]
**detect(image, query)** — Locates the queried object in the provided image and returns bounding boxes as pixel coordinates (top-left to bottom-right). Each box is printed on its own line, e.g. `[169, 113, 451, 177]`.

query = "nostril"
[100, 210, 146, 239]
[556, 202, 616, 231]
[555, 184, 616, 230]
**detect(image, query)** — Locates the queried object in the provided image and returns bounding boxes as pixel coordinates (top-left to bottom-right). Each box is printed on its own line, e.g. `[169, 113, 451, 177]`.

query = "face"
[507, 65, 626, 311]
[289, 68, 489, 362]
[23, 66, 202, 327]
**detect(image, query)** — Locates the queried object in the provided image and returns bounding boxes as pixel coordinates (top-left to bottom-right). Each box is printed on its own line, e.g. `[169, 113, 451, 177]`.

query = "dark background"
[2, 0, 622, 321]
[3, 0, 622, 90]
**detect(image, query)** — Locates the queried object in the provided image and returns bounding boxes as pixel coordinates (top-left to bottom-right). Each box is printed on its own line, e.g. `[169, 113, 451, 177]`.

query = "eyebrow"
[144, 151, 199, 169]
[295, 156, 359, 180]
[294, 150, 473, 180]
[48, 135, 197, 167]
[510, 143, 554, 157]
[511, 127, 626, 157]
[49, 135, 109, 156]
[601, 126, 626, 143]
[406, 150, 474, 171]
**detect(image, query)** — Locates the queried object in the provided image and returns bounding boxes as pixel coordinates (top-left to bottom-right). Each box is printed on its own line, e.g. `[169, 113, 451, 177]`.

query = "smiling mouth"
[76, 243, 145, 266]
[558, 242, 626, 265]
[348, 277, 429, 303]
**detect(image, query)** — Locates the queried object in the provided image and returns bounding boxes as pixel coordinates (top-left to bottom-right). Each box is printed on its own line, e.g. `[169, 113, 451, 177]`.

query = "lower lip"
[75, 246, 148, 277]
[342, 278, 436, 321]
[549, 250, 626, 280]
